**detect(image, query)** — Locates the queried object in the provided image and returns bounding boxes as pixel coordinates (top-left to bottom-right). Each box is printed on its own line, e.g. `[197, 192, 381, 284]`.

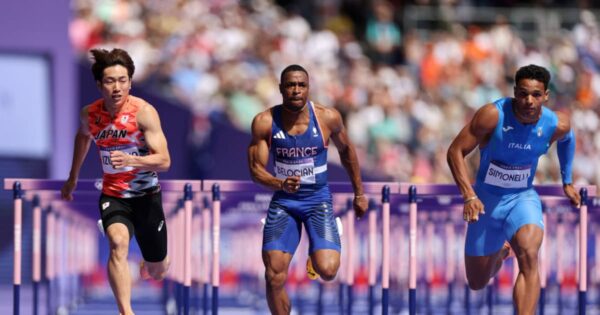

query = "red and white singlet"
[88, 96, 159, 198]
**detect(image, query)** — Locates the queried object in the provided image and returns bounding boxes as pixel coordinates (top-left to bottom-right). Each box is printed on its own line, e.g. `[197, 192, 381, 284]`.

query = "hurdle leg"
[539, 210, 547, 315]
[486, 279, 493, 315]
[408, 186, 417, 315]
[579, 188, 589, 315]
[183, 184, 193, 315]
[346, 199, 355, 315]
[367, 199, 376, 315]
[381, 186, 391, 315]
[211, 184, 221, 315]
[445, 220, 455, 313]
[13, 182, 23, 315]
[201, 196, 211, 315]
[32, 196, 42, 315]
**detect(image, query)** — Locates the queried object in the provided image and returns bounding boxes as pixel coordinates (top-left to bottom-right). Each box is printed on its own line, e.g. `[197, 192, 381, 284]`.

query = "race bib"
[274, 159, 316, 184]
[99, 145, 139, 174]
[484, 161, 531, 188]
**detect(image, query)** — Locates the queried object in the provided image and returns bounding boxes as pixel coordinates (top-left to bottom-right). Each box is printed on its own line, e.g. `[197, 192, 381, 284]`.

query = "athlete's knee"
[317, 267, 337, 281]
[314, 261, 339, 281]
[265, 268, 288, 290]
[515, 246, 539, 271]
[148, 266, 167, 281]
[465, 263, 493, 290]
[146, 258, 169, 280]
[108, 234, 129, 259]
[466, 276, 490, 291]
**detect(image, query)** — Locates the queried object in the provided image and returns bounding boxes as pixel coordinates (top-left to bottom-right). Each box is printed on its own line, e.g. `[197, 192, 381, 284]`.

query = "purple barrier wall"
[0, 0, 75, 179]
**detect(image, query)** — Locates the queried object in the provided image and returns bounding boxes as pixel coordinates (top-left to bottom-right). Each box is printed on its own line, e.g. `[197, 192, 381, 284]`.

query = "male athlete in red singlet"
[61, 48, 171, 315]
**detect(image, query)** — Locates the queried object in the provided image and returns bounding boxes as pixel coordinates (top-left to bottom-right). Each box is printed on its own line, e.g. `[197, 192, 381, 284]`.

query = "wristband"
[464, 196, 478, 204]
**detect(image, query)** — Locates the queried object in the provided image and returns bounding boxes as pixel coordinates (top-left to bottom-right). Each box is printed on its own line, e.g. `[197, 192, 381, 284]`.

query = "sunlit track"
[4, 179, 599, 314]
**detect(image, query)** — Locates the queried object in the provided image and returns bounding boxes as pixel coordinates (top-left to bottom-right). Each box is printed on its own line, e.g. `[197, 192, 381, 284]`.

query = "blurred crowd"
[70, 0, 600, 186]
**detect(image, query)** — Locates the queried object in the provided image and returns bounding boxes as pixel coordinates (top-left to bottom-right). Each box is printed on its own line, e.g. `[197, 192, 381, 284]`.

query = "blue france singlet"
[475, 97, 558, 195]
[270, 102, 328, 195]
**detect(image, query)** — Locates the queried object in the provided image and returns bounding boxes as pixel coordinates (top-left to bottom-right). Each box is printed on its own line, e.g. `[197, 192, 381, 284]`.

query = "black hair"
[90, 48, 135, 81]
[280, 64, 309, 83]
[515, 64, 550, 90]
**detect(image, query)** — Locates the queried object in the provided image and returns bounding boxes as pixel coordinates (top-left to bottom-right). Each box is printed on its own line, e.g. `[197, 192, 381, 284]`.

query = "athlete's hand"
[110, 150, 131, 169]
[563, 183, 581, 208]
[353, 195, 368, 218]
[281, 176, 301, 193]
[463, 197, 484, 223]
[61, 178, 77, 201]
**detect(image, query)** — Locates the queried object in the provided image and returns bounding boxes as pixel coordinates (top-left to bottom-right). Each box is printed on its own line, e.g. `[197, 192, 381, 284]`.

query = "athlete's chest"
[90, 110, 140, 144]
[494, 120, 551, 158]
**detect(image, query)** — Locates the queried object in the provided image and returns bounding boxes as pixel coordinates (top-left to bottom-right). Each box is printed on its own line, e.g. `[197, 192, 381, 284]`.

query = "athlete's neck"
[282, 102, 308, 116]
[104, 96, 128, 117]
[511, 103, 541, 125]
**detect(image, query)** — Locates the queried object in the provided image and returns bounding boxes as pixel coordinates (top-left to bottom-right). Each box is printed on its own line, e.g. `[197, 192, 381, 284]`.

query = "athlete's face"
[512, 78, 548, 124]
[280, 71, 309, 112]
[98, 65, 131, 109]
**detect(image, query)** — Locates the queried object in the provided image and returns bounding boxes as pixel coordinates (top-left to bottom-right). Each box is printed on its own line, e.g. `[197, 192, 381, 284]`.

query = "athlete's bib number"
[275, 160, 316, 184]
[484, 161, 531, 188]
[100, 146, 139, 174]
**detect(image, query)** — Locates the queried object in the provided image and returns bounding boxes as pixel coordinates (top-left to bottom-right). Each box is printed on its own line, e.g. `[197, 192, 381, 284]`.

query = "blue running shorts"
[465, 187, 544, 256]
[262, 186, 341, 254]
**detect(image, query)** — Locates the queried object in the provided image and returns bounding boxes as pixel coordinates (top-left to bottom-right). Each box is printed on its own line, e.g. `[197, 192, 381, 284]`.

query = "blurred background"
[2, 0, 600, 314]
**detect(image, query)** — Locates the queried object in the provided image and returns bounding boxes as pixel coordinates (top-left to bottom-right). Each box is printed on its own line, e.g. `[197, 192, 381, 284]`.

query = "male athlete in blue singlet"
[248, 64, 368, 314]
[447, 64, 580, 315]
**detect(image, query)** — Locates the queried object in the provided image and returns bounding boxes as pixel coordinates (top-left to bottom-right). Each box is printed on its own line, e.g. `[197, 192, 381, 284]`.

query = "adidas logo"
[273, 131, 286, 139]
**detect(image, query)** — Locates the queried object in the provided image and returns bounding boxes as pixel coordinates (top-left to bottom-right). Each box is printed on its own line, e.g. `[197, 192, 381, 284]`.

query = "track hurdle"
[367, 198, 377, 315]
[397, 183, 596, 315]
[152, 181, 201, 315]
[4, 178, 201, 315]
[201, 180, 399, 315]
[4, 179, 99, 315]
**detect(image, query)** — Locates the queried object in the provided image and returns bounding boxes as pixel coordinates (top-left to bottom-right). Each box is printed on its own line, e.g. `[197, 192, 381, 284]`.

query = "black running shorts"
[99, 190, 167, 262]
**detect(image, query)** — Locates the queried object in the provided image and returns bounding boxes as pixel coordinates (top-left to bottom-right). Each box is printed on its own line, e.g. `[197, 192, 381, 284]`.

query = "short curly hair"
[515, 64, 550, 90]
[280, 64, 309, 83]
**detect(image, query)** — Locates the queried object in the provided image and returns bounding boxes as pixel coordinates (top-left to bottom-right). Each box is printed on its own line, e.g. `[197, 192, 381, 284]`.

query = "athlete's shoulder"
[478, 102, 501, 114]
[471, 103, 500, 131]
[312, 102, 341, 121]
[255, 106, 275, 122]
[85, 99, 103, 113]
[81, 99, 103, 120]
[553, 109, 571, 135]
[251, 107, 275, 134]
[128, 95, 152, 110]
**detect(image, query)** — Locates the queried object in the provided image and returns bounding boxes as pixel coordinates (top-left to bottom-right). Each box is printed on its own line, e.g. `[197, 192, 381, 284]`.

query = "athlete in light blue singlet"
[447, 64, 580, 315]
[248, 64, 367, 315]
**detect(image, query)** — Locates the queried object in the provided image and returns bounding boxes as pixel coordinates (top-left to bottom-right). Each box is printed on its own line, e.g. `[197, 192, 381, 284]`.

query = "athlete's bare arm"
[320, 104, 367, 217]
[552, 111, 581, 206]
[61, 106, 93, 201]
[248, 110, 301, 193]
[111, 102, 171, 172]
[447, 103, 498, 222]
